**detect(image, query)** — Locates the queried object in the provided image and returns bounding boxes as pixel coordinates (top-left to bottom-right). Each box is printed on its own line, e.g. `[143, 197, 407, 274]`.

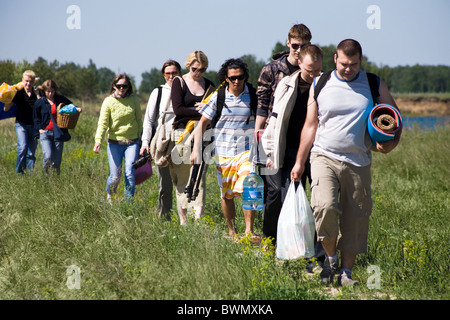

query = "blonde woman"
[170, 51, 214, 224]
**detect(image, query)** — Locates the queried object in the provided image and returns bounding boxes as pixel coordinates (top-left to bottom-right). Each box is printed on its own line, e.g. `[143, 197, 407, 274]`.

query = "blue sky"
[1, 0, 449, 85]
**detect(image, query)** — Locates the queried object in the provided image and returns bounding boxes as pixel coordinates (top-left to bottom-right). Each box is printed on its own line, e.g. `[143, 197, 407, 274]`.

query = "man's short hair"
[299, 44, 323, 62]
[288, 24, 312, 42]
[336, 39, 362, 59]
[22, 70, 36, 80]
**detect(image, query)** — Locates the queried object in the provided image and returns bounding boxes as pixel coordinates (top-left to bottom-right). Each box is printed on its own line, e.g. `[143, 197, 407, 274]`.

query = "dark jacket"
[256, 51, 291, 119]
[33, 94, 72, 140]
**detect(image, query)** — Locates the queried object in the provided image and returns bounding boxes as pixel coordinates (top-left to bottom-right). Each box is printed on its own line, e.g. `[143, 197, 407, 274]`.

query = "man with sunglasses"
[255, 24, 312, 130]
[253, 24, 312, 244]
[191, 59, 260, 241]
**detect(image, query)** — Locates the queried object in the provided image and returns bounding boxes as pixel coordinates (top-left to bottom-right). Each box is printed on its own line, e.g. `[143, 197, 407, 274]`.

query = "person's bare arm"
[3, 102, 14, 112]
[373, 78, 402, 154]
[190, 116, 210, 165]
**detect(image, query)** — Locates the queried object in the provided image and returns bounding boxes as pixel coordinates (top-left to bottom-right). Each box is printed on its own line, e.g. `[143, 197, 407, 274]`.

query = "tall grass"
[0, 114, 448, 300]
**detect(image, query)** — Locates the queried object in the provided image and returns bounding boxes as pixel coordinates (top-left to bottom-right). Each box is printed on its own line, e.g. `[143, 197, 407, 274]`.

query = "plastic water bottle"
[242, 167, 264, 211]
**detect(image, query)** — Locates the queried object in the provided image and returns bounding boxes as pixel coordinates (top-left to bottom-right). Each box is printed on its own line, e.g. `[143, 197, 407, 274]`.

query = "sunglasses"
[191, 67, 207, 73]
[164, 72, 178, 77]
[227, 74, 245, 82]
[291, 42, 309, 50]
[115, 84, 129, 89]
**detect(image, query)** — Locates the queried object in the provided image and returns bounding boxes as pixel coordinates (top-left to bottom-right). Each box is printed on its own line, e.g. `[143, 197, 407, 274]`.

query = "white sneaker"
[107, 194, 112, 205]
[338, 271, 359, 286]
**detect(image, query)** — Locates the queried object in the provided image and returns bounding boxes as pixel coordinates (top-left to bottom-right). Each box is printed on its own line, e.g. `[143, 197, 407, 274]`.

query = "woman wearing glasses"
[170, 51, 214, 225]
[140, 60, 181, 217]
[93, 74, 143, 202]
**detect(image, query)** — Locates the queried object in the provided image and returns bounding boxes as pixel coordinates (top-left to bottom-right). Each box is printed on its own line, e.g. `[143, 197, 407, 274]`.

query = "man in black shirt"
[262, 45, 323, 246]
[4, 70, 39, 174]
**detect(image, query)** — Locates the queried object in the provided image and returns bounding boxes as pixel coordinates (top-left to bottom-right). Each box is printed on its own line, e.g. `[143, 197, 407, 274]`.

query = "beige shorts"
[169, 126, 207, 209]
[310, 153, 372, 254]
[169, 161, 207, 209]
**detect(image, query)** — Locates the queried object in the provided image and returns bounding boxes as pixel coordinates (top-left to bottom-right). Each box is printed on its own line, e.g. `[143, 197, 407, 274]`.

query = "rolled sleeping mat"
[367, 104, 402, 145]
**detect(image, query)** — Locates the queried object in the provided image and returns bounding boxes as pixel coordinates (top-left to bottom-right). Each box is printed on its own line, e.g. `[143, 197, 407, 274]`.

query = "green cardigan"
[95, 94, 143, 144]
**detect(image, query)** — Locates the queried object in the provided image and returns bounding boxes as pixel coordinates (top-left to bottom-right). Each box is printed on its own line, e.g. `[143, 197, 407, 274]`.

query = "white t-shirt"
[312, 70, 374, 167]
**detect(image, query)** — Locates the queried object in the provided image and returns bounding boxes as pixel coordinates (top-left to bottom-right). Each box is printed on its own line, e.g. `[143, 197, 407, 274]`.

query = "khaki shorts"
[169, 161, 207, 209]
[310, 153, 372, 254]
[169, 126, 207, 209]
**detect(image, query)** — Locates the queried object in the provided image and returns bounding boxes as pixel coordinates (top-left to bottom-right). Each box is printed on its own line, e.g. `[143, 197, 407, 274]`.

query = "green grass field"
[0, 112, 448, 300]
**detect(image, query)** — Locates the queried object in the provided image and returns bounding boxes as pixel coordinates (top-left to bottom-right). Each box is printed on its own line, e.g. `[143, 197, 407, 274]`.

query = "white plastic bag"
[276, 181, 315, 260]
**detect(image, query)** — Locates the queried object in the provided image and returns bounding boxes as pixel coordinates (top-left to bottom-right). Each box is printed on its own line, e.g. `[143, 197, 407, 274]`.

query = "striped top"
[200, 85, 255, 157]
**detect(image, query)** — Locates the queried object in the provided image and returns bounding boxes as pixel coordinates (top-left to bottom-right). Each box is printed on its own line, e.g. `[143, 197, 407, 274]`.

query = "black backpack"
[313, 70, 380, 105]
[210, 83, 258, 128]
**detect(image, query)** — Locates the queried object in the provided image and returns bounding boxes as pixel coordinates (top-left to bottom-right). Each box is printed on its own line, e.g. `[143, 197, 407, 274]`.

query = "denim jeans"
[39, 130, 64, 174]
[15, 122, 38, 174]
[106, 141, 139, 199]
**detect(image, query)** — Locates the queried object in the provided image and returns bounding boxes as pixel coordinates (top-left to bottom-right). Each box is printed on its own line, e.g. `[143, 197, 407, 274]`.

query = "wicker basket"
[56, 103, 80, 129]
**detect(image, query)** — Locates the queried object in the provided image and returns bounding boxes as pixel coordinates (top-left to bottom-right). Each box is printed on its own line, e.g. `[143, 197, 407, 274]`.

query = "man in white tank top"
[291, 39, 402, 286]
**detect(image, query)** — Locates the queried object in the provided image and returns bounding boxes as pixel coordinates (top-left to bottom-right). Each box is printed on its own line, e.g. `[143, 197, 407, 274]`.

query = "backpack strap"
[246, 83, 258, 124]
[210, 85, 226, 128]
[154, 86, 163, 118]
[367, 72, 380, 105]
[314, 70, 380, 105]
[313, 70, 332, 102]
[210, 83, 258, 128]
[151, 86, 163, 138]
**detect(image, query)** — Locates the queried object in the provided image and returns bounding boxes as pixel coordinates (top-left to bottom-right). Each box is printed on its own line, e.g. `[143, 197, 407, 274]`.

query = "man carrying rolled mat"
[291, 39, 402, 286]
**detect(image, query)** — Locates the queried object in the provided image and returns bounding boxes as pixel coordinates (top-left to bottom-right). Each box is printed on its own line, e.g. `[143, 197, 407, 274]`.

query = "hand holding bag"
[276, 181, 316, 260]
[135, 160, 153, 185]
[0, 82, 23, 104]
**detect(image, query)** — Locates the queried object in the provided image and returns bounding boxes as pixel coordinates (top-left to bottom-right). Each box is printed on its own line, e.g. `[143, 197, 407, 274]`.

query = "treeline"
[1, 43, 449, 100]
[0, 58, 116, 102]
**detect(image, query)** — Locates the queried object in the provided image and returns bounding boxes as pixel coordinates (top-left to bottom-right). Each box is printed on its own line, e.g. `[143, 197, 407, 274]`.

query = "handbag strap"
[158, 87, 173, 125]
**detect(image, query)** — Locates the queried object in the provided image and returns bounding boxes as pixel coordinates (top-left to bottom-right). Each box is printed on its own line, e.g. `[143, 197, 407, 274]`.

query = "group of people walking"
[3, 23, 401, 287]
[3, 71, 80, 175]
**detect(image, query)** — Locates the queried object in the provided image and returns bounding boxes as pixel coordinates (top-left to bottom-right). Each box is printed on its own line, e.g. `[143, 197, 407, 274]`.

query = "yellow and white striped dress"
[200, 85, 256, 199]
